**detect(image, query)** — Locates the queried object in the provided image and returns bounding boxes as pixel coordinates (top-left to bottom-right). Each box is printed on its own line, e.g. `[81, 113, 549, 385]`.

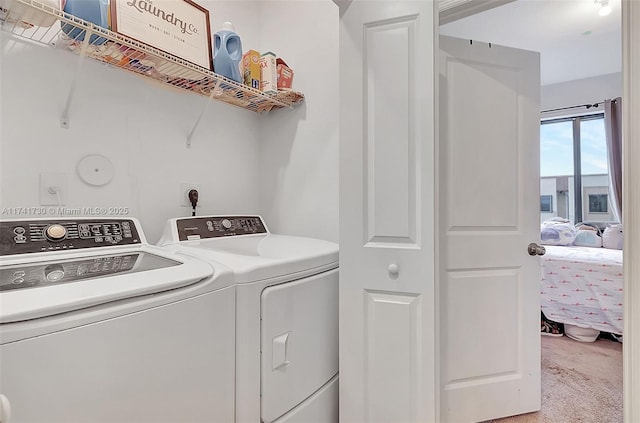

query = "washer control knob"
[44, 264, 65, 282]
[221, 219, 232, 229]
[45, 224, 67, 241]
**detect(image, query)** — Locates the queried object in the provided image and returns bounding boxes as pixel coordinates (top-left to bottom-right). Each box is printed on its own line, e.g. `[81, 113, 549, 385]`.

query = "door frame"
[622, 2, 639, 421]
[333, 0, 639, 420]
[437, 1, 639, 421]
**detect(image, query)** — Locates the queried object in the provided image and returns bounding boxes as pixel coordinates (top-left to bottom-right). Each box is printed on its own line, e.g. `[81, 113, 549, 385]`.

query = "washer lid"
[168, 234, 338, 284]
[0, 249, 215, 323]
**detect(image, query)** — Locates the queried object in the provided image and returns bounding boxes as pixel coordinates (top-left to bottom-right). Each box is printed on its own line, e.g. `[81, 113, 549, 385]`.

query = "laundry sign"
[110, 0, 213, 70]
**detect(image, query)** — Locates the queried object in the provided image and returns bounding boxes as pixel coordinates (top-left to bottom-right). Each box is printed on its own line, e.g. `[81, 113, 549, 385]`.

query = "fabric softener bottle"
[213, 22, 243, 83]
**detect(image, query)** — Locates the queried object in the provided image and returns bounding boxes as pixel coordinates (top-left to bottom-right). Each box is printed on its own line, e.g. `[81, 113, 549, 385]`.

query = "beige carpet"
[486, 335, 623, 423]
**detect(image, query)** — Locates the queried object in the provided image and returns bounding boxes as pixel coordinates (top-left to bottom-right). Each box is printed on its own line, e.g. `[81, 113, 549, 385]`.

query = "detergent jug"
[61, 0, 109, 45]
[213, 22, 243, 82]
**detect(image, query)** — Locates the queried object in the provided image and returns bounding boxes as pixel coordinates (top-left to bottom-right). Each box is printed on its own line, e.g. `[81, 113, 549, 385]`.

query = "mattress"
[541, 245, 623, 335]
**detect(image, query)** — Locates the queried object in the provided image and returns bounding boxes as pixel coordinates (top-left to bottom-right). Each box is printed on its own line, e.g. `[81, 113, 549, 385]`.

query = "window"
[540, 195, 553, 212]
[540, 113, 613, 223]
[540, 120, 574, 178]
[589, 194, 608, 213]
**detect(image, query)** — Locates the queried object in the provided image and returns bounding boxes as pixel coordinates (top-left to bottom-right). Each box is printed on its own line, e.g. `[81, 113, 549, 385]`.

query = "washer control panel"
[176, 216, 267, 241]
[0, 219, 141, 255]
[0, 252, 180, 292]
[1, 253, 139, 291]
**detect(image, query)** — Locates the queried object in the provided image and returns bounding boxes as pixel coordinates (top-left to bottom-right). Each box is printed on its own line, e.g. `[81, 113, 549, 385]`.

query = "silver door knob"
[527, 243, 546, 256]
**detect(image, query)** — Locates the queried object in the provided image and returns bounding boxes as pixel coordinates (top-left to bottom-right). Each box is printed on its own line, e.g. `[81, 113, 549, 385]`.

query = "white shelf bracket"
[60, 29, 92, 129]
[186, 80, 220, 148]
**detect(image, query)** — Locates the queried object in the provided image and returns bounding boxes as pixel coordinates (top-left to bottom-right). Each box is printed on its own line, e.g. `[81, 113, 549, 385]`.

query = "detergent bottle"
[61, 0, 110, 45]
[213, 22, 243, 82]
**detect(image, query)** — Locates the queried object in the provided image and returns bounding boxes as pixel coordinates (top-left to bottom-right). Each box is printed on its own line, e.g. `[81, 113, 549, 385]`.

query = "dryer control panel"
[0, 219, 141, 255]
[176, 216, 267, 241]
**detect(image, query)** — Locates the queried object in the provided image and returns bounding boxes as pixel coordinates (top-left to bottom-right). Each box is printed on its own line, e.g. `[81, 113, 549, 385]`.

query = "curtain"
[604, 98, 623, 223]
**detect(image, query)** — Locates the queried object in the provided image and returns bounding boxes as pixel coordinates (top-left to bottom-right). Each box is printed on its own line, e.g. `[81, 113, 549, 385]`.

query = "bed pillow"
[575, 222, 601, 235]
[540, 219, 577, 246]
[602, 224, 623, 250]
[573, 229, 602, 248]
[542, 217, 571, 226]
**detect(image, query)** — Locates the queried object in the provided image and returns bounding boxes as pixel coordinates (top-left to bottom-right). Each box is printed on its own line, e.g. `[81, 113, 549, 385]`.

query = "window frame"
[540, 112, 605, 223]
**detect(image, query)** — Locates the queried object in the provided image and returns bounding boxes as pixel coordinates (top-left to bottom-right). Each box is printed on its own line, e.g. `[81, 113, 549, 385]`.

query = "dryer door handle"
[272, 332, 290, 371]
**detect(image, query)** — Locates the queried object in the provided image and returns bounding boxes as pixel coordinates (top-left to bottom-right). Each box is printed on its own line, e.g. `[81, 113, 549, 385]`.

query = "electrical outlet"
[180, 183, 202, 207]
[40, 173, 68, 206]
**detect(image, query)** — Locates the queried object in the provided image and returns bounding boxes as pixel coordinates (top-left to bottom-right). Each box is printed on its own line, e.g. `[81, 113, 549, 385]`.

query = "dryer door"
[260, 268, 339, 423]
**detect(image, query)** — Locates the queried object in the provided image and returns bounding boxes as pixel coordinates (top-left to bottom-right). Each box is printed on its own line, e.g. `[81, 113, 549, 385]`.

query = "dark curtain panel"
[604, 97, 623, 223]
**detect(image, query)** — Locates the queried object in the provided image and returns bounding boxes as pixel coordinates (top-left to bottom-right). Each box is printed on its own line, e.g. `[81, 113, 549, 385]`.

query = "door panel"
[364, 17, 418, 244]
[339, 1, 437, 422]
[364, 291, 421, 423]
[439, 35, 541, 422]
[446, 58, 519, 228]
[445, 269, 519, 381]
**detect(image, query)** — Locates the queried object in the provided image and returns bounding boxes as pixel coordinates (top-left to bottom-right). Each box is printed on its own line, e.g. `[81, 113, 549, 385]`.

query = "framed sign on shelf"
[110, 0, 213, 70]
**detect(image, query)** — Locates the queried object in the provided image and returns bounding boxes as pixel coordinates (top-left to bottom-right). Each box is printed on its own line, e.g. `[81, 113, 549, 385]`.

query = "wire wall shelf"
[0, 0, 304, 120]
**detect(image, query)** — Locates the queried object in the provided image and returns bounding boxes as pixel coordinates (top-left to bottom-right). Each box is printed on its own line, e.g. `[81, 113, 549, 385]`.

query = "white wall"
[0, 3, 263, 243]
[541, 72, 622, 117]
[204, 0, 340, 242]
[0, 1, 340, 244]
[201, 1, 262, 50]
[257, 1, 340, 243]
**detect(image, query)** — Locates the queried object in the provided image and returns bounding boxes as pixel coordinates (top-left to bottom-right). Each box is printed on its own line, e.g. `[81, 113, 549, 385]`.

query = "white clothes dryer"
[158, 215, 339, 423]
[0, 217, 236, 423]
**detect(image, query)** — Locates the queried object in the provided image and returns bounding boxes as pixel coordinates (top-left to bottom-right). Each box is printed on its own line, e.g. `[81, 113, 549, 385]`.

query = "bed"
[541, 245, 623, 335]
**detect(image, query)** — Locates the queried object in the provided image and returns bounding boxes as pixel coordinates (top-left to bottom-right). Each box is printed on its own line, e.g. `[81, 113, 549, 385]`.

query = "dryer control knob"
[221, 219, 232, 229]
[45, 224, 67, 241]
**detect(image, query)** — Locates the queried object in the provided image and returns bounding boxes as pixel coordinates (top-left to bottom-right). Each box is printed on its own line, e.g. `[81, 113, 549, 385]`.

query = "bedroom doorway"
[538, 113, 624, 340]
[438, 0, 628, 420]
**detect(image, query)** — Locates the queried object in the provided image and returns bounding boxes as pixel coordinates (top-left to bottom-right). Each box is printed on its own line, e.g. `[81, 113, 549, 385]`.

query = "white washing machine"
[0, 217, 236, 423]
[158, 215, 339, 423]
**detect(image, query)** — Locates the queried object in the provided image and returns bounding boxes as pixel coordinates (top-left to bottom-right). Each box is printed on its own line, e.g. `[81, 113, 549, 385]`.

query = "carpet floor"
[486, 335, 623, 423]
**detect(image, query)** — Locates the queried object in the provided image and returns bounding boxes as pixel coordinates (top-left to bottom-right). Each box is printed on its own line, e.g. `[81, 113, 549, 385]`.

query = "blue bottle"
[213, 22, 243, 83]
[61, 0, 109, 45]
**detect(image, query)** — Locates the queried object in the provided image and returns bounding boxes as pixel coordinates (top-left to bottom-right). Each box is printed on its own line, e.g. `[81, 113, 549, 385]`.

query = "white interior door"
[438, 35, 541, 422]
[338, 1, 437, 422]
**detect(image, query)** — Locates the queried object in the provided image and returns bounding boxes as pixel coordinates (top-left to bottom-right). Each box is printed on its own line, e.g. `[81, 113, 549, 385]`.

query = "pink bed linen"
[541, 245, 623, 335]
